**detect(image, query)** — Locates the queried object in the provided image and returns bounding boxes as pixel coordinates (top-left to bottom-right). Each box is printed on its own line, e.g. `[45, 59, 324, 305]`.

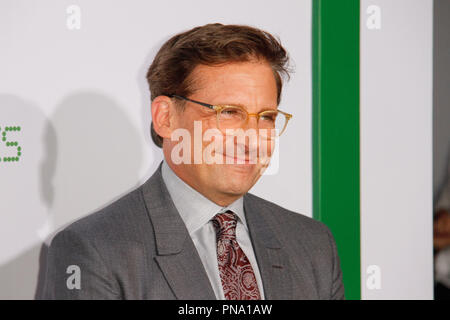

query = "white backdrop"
[360, 0, 433, 299]
[0, 0, 312, 299]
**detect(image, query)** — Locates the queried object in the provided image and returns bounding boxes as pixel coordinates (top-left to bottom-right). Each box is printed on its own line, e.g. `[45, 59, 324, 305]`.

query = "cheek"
[176, 112, 194, 130]
[200, 118, 220, 145]
[203, 117, 218, 131]
[262, 139, 275, 157]
[175, 114, 201, 143]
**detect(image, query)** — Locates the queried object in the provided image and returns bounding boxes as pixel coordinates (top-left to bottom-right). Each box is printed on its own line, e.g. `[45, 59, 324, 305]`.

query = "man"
[42, 23, 344, 300]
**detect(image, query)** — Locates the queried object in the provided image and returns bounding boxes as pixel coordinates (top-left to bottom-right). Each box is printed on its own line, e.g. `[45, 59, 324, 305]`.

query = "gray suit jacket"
[42, 163, 344, 299]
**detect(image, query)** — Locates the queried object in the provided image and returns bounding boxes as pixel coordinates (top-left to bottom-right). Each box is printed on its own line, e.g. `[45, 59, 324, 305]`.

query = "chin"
[220, 182, 250, 197]
[222, 167, 258, 190]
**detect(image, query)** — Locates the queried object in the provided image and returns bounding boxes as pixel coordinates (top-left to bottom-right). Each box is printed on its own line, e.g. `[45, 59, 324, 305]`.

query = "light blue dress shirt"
[161, 160, 265, 299]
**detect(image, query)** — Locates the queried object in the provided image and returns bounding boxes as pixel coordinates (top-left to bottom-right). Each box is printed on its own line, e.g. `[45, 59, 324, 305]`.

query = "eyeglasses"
[168, 94, 292, 138]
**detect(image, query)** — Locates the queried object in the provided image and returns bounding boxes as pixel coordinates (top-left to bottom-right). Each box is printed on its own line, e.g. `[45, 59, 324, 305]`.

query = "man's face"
[164, 60, 278, 205]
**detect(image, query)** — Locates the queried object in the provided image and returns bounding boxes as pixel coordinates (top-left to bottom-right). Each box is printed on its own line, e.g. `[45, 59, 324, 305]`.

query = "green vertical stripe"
[312, 0, 361, 299]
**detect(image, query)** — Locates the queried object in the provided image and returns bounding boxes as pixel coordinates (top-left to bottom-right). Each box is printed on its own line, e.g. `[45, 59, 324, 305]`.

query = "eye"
[222, 109, 239, 115]
[260, 112, 277, 122]
[219, 107, 246, 120]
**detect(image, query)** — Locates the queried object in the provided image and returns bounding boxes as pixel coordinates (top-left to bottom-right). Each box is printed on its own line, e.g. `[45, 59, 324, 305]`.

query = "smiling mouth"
[216, 152, 258, 164]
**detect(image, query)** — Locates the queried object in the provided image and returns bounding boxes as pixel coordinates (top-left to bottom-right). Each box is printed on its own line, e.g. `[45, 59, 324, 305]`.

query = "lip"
[218, 153, 257, 164]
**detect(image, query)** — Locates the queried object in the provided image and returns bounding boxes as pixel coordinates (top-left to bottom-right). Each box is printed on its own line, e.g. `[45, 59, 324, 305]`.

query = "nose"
[245, 113, 259, 130]
[238, 114, 260, 157]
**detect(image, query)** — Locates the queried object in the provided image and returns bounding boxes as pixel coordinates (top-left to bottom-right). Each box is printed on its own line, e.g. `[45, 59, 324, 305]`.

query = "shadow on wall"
[0, 91, 145, 299]
[0, 94, 48, 299]
[136, 35, 167, 178]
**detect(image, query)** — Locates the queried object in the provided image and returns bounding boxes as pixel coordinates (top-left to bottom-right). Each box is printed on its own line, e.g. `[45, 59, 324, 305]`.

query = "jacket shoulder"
[245, 192, 344, 299]
[51, 185, 149, 244]
[245, 192, 334, 245]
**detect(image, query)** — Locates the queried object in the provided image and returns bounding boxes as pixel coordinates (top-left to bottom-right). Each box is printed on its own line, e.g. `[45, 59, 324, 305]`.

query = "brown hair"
[146, 23, 291, 148]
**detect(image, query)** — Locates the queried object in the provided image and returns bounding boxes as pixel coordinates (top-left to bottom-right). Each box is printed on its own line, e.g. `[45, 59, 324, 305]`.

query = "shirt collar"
[161, 160, 247, 235]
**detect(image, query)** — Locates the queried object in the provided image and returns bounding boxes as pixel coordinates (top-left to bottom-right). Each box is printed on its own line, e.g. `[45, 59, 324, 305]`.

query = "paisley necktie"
[212, 211, 261, 300]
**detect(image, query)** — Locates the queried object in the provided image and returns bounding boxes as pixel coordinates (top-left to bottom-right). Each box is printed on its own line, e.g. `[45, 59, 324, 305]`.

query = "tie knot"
[212, 211, 237, 239]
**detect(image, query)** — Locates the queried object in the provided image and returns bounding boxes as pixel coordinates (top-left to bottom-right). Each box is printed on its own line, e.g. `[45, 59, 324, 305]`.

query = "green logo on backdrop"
[0, 126, 22, 162]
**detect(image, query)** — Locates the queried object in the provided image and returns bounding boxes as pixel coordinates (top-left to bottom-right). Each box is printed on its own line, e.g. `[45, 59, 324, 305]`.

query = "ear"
[151, 95, 176, 140]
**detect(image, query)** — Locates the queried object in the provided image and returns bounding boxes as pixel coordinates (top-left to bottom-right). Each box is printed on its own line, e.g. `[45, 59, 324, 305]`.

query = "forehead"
[187, 61, 278, 107]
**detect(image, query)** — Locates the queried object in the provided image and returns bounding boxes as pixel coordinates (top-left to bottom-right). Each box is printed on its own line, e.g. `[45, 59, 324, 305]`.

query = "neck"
[163, 157, 242, 207]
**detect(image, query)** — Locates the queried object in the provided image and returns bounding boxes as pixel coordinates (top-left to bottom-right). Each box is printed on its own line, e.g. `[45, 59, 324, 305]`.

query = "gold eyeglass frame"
[168, 94, 293, 137]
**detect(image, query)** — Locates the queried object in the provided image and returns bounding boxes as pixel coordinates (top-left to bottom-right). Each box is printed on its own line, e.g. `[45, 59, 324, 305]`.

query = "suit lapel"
[141, 164, 216, 300]
[154, 244, 216, 300]
[244, 194, 319, 299]
[243, 194, 293, 299]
